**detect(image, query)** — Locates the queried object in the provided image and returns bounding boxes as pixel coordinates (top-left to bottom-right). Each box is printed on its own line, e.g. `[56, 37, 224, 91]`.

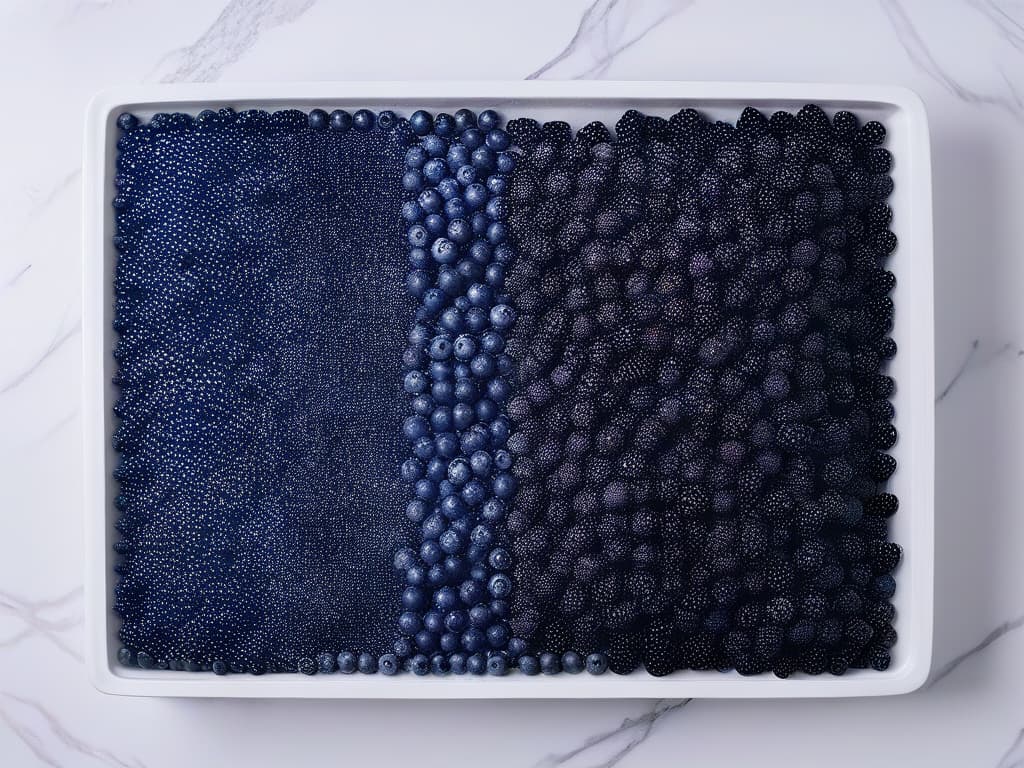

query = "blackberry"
[871, 422, 898, 450]
[607, 632, 642, 675]
[865, 492, 899, 518]
[868, 645, 891, 671]
[869, 452, 897, 481]
[799, 645, 828, 675]
[857, 121, 887, 146]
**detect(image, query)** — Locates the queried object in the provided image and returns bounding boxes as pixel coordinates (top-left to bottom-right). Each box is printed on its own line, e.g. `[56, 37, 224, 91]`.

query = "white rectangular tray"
[83, 81, 934, 698]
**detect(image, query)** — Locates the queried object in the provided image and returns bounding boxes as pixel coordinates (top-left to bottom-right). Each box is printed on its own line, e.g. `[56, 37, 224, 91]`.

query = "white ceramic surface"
[3, 0, 1023, 764]
[83, 81, 934, 699]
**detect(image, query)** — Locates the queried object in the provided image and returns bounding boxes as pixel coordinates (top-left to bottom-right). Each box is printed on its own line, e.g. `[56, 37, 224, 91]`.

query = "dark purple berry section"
[502, 106, 900, 677]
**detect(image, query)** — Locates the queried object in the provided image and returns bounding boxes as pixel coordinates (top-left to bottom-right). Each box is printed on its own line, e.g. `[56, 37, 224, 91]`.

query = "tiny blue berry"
[561, 651, 584, 674]
[586, 653, 608, 675]
[467, 653, 487, 675]
[477, 109, 500, 131]
[329, 109, 352, 132]
[337, 651, 357, 674]
[378, 653, 398, 676]
[539, 652, 561, 675]
[487, 654, 508, 676]
[410, 110, 433, 136]
[518, 655, 540, 675]
[410, 653, 430, 675]
[352, 109, 375, 132]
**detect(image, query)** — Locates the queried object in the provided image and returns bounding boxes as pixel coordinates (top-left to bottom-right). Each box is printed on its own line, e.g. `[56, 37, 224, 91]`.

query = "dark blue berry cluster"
[393, 108, 530, 675]
[112, 107, 416, 675]
[502, 106, 900, 677]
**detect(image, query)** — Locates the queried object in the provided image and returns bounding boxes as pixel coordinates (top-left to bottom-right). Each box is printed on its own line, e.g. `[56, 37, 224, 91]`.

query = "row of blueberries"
[116, 646, 612, 676]
[396, 107, 525, 662]
[116, 107, 402, 135]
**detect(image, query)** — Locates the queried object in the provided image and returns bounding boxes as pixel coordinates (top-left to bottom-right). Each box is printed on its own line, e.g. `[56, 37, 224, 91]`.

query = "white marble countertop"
[1, 0, 1021, 765]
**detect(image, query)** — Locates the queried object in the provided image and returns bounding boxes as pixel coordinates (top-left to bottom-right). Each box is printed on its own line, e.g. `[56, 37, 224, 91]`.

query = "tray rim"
[82, 80, 934, 699]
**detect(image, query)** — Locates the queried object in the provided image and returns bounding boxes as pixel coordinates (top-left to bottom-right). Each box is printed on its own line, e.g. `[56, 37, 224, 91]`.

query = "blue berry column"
[394, 108, 524, 676]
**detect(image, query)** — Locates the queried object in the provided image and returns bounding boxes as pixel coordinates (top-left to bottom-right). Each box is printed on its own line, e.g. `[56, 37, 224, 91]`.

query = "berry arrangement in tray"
[111, 102, 899, 678]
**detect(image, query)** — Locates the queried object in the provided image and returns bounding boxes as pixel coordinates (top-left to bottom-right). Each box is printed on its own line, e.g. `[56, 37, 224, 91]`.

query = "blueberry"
[434, 585, 460, 612]
[408, 653, 430, 676]
[418, 188, 443, 213]
[414, 479, 438, 502]
[485, 128, 510, 151]
[430, 654, 450, 675]
[407, 224, 429, 248]
[212, 659, 228, 675]
[403, 202, 425, 226]
[467, 653, 487, 675]
[337, 651, 357, 673]
[403, 415, 429, 441]
[507, 637, 528, 659]
[469, 603, 492, 628]
[448, 144, 471, 168]
[137, 651, 155, 669]
[488, 573, 512, 599]
[431, 112, 454, 137]
[445, 198, 468, 220]
[352, 109, 375, 132]
[405, 564, 426, 585]
[441, 631, 460, 653]
[486, 623, 510, 648]
[441, 493, 467, 518]
[356, 652, 377, 674]
[399, 589, 423, 614]
[454, 108, 478, 131]
[457, 164, 478, 186]
[493, 472, 517, 499]
[395, 547, 419, 574]
[478, 109, 500, 131]
[462, 627, 487, 652]
[487, 654, 508, 676]
[423, 158, 448, 183]
[329, 109, 352, 132]
[465, 183, 488, 209]
[493, 450, 513, 470]
[462, 128, 485, 150]
[540, 652, 561, 675]
[450, 652, 468, 674]
[435, 432, 459, 458]
[489, 304, 516, 329]
[116, 113, 138, 131]
[448, 218, 473, 245]
[424, 214, 447, 236]
[460, 579, 487, 606]
[378, 653, 399, 675]
[465, 307, 489, 333]
[461, 479, 487, 507]
[519, 655, 540, 675]
[488, 547, 511, 570]
[318, 652, 337, 674]
[453, 403, 475, 429]
[450, 335, 476, 362]
[561, 651, 584, 674]
[298, 657, 316, 675]
[586, 653, 609, 675]
[431, 238, 458, 264]
[487, 174, 508, 195]
[410, 110, 433, 136]
[486, 222, 507, 245]
[402, 170, 425, 192]
[445, 609, 470, 632]
[421, 134, 447, 157]
[486, 378, 510, 402]
[308, 109, 329, 129]
[399, 611, 423, 635]
[438, 178, 461, 200]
